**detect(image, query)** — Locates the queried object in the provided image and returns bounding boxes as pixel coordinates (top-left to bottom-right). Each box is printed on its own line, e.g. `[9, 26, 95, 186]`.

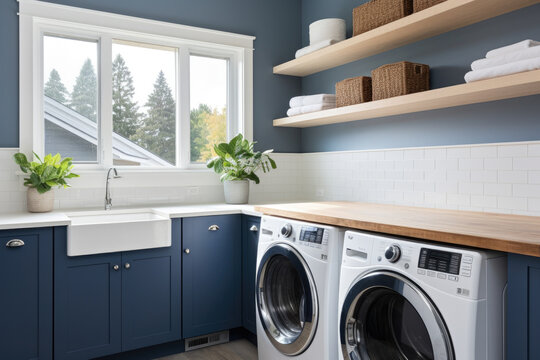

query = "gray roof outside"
[44, 96, 171, 166]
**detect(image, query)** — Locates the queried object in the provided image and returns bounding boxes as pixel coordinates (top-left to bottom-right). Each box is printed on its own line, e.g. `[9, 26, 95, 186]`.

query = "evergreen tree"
[44, 69, 69, 104]
[190, 104, 212, 162]
[112, 54, 140, 139]
[71, 59, 98, 122]
[133, 71, 176, 164]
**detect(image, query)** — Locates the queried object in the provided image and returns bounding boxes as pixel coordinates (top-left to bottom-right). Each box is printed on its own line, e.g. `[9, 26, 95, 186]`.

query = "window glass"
[43, 35, 99, 163]
[111, 40, 177, 166]
[189, 55, 228, 164]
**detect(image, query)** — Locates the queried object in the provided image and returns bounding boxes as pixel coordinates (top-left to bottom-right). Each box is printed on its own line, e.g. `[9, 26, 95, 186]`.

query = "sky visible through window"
[43, 36, 227, 112]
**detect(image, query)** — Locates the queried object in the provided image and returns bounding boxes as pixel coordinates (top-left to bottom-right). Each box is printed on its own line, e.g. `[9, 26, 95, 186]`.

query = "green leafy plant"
[206, 134, 277, 184]
[13, 152, 79, 194]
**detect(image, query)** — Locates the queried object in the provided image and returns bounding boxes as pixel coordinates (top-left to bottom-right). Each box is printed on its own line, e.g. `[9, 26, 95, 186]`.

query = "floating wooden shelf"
[273, 70, 540, 128]
[273, 0, 540, 77]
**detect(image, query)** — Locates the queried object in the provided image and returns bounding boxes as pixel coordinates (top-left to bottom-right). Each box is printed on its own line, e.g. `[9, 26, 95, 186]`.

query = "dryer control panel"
[418, 248, 461, 275]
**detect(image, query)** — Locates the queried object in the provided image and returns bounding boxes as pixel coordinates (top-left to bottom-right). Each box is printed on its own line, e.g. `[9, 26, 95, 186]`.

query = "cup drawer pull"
[208, 225, 220, 231]
[6, 239, 25, 248]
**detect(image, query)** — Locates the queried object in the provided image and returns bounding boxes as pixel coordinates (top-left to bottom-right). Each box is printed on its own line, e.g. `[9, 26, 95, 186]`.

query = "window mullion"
[178, 47, 191, 168]
[100, 35, 113, 167]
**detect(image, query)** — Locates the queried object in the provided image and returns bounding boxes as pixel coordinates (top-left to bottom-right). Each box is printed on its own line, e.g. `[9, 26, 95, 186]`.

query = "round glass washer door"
[340, 271, 454, 360]
[256, 243, 318, 356]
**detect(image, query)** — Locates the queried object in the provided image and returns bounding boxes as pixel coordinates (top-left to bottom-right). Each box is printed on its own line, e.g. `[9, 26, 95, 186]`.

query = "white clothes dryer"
[338, 230, 507, 360]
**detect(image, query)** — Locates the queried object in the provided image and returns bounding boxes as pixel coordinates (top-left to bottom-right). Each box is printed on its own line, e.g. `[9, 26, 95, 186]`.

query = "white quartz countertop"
[0, 203, 265, 230]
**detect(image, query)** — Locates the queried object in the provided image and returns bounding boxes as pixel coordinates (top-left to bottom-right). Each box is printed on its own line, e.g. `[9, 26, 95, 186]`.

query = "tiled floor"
[156, 339, 257, 360]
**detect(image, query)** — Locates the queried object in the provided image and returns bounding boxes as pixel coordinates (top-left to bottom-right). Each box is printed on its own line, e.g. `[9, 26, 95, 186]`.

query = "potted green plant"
[14, 152, 79, 213]
[207, 134, 276, 204]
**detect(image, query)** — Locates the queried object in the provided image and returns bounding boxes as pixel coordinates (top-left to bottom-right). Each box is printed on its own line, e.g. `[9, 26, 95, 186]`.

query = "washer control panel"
[299, 226, 329, 246]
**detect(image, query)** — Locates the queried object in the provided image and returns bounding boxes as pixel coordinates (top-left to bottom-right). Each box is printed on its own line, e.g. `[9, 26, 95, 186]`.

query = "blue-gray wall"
[300, 1, 540, 152]
[0, 0, 303, 152]
[3, 1, 540, 153]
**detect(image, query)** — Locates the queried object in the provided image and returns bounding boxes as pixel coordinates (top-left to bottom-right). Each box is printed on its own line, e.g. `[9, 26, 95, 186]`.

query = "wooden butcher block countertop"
[254, 202, 540, 257]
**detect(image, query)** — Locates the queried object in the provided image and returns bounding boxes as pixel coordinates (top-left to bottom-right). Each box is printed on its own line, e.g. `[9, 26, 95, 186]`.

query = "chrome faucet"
[105, 168, 121, 210]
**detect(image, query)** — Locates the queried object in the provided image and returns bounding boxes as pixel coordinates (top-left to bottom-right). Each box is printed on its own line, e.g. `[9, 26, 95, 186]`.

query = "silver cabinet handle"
[6, 239, 25, 248]
[124, 263, 131, 269]
[184, 248, 190, 254]
[113, 265, 119, 271]
[208, 225, 220, 231]
[249, 225, 258, 232]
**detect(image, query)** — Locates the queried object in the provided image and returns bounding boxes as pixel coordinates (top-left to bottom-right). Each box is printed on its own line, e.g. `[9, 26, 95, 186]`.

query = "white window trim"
[19, 0, 254, 174]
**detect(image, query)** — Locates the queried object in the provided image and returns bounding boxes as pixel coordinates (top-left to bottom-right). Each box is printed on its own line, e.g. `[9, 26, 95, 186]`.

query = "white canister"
[309, 18, 346, 45]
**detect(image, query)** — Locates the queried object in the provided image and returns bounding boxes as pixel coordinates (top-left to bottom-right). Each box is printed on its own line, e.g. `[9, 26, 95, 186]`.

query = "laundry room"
[1, 0, 540, 359]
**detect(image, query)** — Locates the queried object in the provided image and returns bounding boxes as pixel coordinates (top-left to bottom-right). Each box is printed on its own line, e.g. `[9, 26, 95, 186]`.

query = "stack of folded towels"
[287, 94, 336, 117]
[465, 39, 540, 83]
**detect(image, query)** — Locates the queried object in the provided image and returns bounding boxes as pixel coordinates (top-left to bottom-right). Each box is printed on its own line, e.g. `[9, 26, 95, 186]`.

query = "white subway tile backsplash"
[528, 144, 540, 157]
[403, 149, 425, 160]
[514, 157, 540, 171]
[529, 171, 540, 184]
[484, 183, 512, 197]
[498, 145, 528, 158]
[484, 158, 512, 171]
[471, 146, 497, 158]
[458, 182, 484, 195]
[499, 170, 528, 184]
[471, 170, 497, 183]
[447, 147, 470, 159]
[2, 141, 540, 216]
[513, 184, 540, 198]
[497, 197, 528, 211]
[471, 195, 497, 208]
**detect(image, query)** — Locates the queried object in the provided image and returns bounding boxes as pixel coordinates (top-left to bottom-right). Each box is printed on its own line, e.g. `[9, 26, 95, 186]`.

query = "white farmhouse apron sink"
[66, 209, 171, 256]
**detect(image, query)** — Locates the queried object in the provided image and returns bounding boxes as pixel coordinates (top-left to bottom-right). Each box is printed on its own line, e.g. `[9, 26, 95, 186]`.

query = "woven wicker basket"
[353, 0, 413, 36]
[371, 61, 429, 100]
[336, 76, 372, 107]
[413, 0, 446, 12]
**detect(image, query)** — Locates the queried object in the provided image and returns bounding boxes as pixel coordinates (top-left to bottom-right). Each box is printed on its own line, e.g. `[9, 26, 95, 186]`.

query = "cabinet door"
[242, 215, 260, 334]
[507, 253, 540, 360]
[182, 215, 242, 338]
[122, 219, 181, 351]
[0, 227, 53, 360]
[54, 227, 122, 360]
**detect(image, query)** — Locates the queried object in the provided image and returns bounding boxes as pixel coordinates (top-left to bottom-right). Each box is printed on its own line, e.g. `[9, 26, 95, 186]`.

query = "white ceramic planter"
[27, 188, 55, 213]
[223, 180, 249, 204]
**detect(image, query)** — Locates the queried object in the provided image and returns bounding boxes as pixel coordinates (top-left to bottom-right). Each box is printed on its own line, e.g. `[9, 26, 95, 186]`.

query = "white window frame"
[19, 0, 254, 172]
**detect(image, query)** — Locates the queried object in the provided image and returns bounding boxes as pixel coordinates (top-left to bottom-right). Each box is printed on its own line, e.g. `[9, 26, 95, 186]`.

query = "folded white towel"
[287, 104, 335, 117]
[464, 57, 540, 83]
[295, 39, 339, 59]
[289, 94, 336, 108]
[472, 46, 540, 70]
[486, 39, 540, 59]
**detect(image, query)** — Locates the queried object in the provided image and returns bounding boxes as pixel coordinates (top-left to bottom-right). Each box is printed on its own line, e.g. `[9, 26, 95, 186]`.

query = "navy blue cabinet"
[507, 253, 540, 360]
[54, 220, 181, 360]
[0, 227, 53, 360]
[242, 215, 260, 334]
[182, 215, 242, 338]
[122, 219, 181, 351]
[54, 227, 122, 360]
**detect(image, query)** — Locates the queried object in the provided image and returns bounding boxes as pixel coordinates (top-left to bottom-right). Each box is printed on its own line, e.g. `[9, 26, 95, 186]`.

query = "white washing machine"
[338, 230, 507, 360]
[256, 215, 344, 360]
